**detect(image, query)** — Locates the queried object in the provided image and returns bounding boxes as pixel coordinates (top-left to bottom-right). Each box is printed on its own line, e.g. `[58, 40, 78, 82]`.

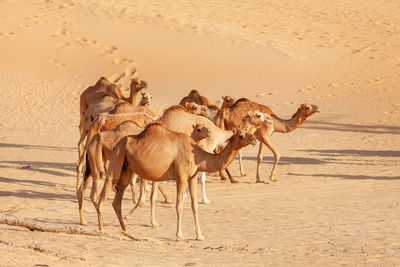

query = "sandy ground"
[0, 0, 400, 266]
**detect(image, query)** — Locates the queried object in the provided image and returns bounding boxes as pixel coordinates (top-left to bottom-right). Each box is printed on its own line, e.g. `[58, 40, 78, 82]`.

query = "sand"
[0, 0, 399, 266]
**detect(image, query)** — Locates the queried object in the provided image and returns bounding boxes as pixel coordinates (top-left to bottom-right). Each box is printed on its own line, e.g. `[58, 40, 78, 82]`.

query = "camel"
[95, 123, 257, 240]
[138, 89, 152, 106]
[216, 98, 319, 182]
[79, 77, 148, 129]
[183, 102, 211, 117]
[76, 120, 210, 226]
[179, 89, 221, 121]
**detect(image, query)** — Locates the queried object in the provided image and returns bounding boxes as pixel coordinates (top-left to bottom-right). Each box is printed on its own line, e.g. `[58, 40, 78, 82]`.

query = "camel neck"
[126, 89, 141, 105]
[196, 141, 239, 172]
[271, 110, 308, 133]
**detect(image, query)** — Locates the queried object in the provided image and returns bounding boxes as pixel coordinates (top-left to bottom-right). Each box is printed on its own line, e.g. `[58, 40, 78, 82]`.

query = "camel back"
[179, 90, 211, 107]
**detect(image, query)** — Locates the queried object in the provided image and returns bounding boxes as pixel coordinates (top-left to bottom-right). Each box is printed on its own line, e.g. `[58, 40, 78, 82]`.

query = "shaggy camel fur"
[79, 77, 147, 128]
[95, 123, 256, 240]
[76, 121, 210, 226]
[217, 98, 319, 182]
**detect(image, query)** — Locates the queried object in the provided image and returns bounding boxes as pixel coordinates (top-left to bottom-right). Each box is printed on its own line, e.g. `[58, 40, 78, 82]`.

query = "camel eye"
[256, 114, 261, 118]
[239, 135, 244, 139]
[197, 128, 201, 132]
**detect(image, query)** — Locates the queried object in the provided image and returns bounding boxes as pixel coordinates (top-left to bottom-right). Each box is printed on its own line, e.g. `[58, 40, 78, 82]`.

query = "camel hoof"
[255, 179, 264, 183]
[240, 173, 247, 177]
[164, 199, 172, 204]
[80, 220, 88, 226]
[202, 199, 211, 204]
[102, 221, 109, 227]
[230, 179, 238, 184]
[151, 222, 160, 228]
[220, 176, 228, 181]
[138, 202, 145, 207]
[196, 234, 206, 241]
[269, 176, 277, 182]
[176, 235, 186, 241]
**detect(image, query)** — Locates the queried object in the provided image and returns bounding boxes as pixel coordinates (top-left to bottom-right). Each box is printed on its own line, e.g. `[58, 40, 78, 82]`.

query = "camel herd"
[76, 77, 319, 240]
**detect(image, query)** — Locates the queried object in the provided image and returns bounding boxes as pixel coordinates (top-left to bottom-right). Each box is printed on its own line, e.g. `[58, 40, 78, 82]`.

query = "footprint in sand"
[0, 31, 15, 37]
[103, 45, 118, 55]
[108, 72, 126, 83]
[56, 42, 73, 49]
[48, 59, 66, 68]
[298, 86, 315, 93]
[125, 66, 136, 77]
[53, 28, 71, 37]
[75, 37, 98, 46]
[256, 92, 273, 98]
[114, 57, 128, 64]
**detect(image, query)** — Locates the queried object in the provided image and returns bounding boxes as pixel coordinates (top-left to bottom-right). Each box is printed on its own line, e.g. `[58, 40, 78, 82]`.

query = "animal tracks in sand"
[48, 59, 66, 68]
[0, 31, 15, 37]
[102, 45, 118, 55]
[75, 37, 98, 46]
[107, 66, 137, 83]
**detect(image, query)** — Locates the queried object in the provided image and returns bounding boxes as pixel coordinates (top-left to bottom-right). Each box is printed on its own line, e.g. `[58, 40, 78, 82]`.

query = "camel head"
[221, 96, 235, 108]
[231, 128, 257, 149]
[130, 78, 148, 92]
[191, 123, 212, 142]
[185, 102, 210, 117]
[298, 104, 319, 117]
[246, 111, 273, 126]
[140, 89, 152, 106]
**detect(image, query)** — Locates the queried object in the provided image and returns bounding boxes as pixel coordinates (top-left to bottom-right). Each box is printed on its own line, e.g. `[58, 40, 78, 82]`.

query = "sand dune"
[0, 0, 399, 266]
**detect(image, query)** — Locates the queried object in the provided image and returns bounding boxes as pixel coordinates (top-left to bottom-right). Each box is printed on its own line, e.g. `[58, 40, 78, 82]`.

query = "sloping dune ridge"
[0, 0, 399, 266]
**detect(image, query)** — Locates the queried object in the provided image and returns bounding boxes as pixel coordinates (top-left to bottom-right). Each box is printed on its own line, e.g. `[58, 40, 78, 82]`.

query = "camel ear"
[232, 128, 237, 134]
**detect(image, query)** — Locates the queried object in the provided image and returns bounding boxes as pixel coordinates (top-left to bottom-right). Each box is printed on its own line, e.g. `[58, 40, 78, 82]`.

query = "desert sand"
[0, 0, 399, 266]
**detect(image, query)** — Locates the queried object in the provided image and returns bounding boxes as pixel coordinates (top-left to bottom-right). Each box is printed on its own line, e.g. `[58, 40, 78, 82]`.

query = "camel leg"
[158, 182, 172, 203]
[176, 178, 188, 241]
[77, 134, 86, 160]
[112, 171, 131, 231]
[150, 181, 160, 227]
[257, 134, 280, 183]
[75, 150, 86, 191]
[188, 176, 205, 240]
[95, 175, 113, 231]
[76, 175, 91, 226]
[124, 178, 147, 222]
[238, 149, 247, 176]
[225, 167, 237, 183]
[219, 171, 227, 181]
[256, 142, 265, 183]
[199, 172, 210, 204]
[129, 174, 137, 205]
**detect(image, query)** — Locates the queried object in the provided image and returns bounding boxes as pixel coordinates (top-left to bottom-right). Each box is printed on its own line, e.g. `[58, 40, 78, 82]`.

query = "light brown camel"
[138, 89, 152, 106]
[79, 77, 148, 129]
[95, 123, 256, 240]
[76, 121, 210, 226]
[216, 98, 319, 182]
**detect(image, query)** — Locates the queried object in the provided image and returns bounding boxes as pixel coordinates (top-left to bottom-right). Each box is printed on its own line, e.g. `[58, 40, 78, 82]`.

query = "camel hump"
[95, 77, 110, 87]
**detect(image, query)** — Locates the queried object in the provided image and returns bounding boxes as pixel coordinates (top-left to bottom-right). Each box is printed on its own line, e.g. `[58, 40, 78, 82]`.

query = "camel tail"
[83, 153, 90, 181]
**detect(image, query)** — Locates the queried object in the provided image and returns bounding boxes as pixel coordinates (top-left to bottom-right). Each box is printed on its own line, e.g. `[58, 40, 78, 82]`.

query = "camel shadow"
[298, 149, 400, 158]
[288, 172, 399, 181]
[0, 189, 75, 200]
[0, 142, 76, 152]
[242, 156, 326, 165]
[0, 160, 75, 177]
[302, 121, 400, 135]
[0, 176, 59, 187]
